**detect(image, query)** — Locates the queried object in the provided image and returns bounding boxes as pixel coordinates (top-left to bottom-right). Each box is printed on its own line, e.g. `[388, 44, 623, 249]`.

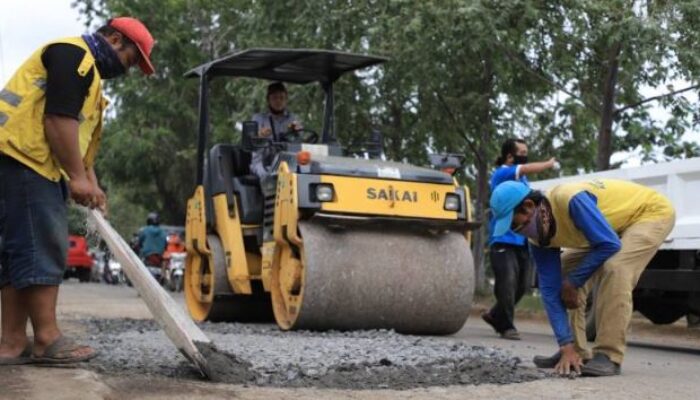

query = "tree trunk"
[387, 104, 403, 160]
[596, 42, 622, 171]
[473, 54, 495, 293]
[473, 155, 489, 293]
[152, 168, 186, 226]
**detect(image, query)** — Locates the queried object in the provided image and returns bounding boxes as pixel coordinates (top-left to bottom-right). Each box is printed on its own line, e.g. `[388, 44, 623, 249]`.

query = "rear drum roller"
[270, 220, 474, 335]
[185, 234, 273, 322]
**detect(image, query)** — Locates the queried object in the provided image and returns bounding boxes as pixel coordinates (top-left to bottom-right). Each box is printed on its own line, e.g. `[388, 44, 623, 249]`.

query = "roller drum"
[186, 235, 273, 322]
[292, 221, 474, 334]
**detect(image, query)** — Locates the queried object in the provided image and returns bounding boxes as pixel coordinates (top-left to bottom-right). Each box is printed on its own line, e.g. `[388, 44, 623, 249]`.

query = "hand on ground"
[555, 344, 583, 376]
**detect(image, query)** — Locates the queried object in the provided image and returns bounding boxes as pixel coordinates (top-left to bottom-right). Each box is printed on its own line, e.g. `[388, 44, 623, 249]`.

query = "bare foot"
[0, 338, 30, 358]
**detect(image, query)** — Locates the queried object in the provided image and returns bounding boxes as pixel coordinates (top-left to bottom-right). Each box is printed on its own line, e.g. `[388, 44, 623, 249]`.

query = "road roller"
[183, 49, 479, 334]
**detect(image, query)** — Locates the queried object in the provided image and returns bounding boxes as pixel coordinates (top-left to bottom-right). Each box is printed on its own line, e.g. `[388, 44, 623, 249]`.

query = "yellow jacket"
[546, 179, 674, 248]
[0, 36, 106, 181]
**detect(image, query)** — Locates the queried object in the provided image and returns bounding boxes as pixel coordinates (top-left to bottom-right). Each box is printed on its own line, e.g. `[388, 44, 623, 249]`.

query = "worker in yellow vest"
[490, 179, 675, 376]
[0, 17, 155, 365]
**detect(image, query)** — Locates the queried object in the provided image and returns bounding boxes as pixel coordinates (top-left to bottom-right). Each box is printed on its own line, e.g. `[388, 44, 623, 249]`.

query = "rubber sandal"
[32, 336, 97, 365]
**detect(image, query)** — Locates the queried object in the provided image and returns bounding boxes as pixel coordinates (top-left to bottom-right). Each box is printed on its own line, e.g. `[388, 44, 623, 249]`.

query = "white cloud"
[0, 0, 85, 83]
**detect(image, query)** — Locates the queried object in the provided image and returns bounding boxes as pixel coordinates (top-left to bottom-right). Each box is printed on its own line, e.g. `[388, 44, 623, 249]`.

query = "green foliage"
[72, 0, 700, 285]
[528, 0, 700, 170]
[67, 205, 88, 236]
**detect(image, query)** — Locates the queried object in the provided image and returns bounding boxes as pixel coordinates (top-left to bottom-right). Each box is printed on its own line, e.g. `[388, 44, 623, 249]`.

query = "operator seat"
[207, 143, 263, 224]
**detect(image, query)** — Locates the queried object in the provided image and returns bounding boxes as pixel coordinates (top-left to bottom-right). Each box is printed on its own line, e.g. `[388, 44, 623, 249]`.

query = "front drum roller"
[185, 234, 273, 322]
[270, 221, 474, 335]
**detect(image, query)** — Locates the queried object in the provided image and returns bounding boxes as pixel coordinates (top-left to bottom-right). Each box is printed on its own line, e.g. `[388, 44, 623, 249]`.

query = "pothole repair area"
[82, 318, 545, 389]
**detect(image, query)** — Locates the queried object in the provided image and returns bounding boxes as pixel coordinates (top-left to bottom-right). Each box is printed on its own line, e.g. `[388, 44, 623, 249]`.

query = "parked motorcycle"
[165, 252, 186, 292]
[104, 258, 125, 285]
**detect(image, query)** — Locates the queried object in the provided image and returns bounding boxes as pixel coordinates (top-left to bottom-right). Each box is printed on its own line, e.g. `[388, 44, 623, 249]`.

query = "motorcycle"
[165, 252, 186, 292]
[143, 253, 164, 284]
[104, 258, 125, 285]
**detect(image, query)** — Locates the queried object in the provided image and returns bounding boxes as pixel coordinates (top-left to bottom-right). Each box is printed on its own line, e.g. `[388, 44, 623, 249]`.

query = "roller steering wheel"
[282, 128, 319, 144]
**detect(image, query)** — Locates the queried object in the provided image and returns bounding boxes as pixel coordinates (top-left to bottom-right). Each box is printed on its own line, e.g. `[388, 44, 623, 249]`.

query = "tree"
[73, 0, 700, 291]
[526, 0, 700, 171]
[74, 0, 383, 228]
[359, 1, 554, 291]
[74, 1, 249, 226]
[72, 0, 555, 290]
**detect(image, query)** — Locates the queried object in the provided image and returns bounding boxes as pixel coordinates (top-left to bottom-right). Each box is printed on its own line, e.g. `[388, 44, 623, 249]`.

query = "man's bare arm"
[44, 114, 96, 206]
[44, 115, 87, 180]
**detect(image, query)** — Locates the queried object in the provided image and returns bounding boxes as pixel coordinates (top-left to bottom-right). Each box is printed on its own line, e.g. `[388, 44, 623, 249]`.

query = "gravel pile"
[81, 318, 545, 389]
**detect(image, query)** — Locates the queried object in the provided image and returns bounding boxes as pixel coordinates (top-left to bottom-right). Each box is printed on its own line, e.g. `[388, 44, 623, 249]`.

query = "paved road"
[1, 282, 698, 399]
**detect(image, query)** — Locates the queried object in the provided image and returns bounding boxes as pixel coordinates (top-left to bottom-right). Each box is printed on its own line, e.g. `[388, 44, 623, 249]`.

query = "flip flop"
[32, 336, 97, 365]
[0, 343, 34, 366]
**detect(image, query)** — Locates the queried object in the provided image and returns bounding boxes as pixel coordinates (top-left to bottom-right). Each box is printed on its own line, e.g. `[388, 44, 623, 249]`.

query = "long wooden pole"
[87, 210, 212, 378]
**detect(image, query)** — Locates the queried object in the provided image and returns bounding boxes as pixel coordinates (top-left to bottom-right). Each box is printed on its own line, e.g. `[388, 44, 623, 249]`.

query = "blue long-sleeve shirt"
[531, 192, 622, 346]
[489, 165, 529, 246]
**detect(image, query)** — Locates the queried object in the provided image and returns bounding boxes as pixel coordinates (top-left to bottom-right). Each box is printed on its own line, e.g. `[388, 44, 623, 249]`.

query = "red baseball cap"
[109, 17, 155, 75]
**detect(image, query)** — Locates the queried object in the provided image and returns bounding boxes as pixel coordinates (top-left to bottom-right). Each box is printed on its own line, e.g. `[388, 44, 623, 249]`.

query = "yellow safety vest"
[0, 36, 107, 182]
[545, 179, 675, 248]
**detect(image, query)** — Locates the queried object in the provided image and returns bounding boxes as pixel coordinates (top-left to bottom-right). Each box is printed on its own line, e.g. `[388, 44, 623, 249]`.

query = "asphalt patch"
[195, 341, 256, 383]
[80, 318, 545, 389]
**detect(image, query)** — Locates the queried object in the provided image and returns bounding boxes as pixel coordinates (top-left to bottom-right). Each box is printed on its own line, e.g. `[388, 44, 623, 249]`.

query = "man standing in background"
[482, 138, 557, 340]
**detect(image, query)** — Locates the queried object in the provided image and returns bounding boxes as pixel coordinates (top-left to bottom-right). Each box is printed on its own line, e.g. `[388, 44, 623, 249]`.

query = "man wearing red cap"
[0, 17, 155, 365]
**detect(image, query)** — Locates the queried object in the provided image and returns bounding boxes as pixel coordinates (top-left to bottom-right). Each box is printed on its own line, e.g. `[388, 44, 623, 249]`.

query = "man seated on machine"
[249, 82, 304, 180]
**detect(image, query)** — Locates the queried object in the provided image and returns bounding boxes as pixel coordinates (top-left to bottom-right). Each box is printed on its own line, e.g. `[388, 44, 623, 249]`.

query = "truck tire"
[636, 300, 686, 324]
[78, 268, 91, 283]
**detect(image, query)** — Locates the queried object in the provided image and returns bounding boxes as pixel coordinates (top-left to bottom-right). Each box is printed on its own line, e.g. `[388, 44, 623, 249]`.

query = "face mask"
[269, 105, 285, 116]
[82, 33, 127, 79]
[97, 50, 127, 79]
[513, 155, 529, 165]
[515, 206, 539, 239]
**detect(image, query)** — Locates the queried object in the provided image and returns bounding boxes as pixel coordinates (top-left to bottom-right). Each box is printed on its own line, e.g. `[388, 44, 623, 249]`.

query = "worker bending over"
[490, 179, 674, 376]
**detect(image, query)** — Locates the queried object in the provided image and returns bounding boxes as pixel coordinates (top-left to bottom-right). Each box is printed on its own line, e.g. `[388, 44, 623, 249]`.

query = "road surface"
[0, 282, 698, 399]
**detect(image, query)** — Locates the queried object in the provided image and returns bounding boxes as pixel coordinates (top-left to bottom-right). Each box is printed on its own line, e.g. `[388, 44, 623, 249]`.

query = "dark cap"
[267, 82, 287, 96]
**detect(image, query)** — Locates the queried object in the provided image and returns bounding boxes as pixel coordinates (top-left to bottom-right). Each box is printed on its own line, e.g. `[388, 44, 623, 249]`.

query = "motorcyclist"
[161, 232, 185, 281]
[138, 212, 167, 281]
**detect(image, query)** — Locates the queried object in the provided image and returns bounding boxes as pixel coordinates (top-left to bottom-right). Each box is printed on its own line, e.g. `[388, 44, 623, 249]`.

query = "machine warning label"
[377, 167, 402, 179]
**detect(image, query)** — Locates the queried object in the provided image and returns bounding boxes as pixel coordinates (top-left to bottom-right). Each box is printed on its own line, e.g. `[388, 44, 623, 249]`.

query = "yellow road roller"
[184, 49, 479, 334]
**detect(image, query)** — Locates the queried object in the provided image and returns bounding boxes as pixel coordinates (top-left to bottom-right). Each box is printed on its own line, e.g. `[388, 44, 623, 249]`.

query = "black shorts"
[0, 154, 68, 289]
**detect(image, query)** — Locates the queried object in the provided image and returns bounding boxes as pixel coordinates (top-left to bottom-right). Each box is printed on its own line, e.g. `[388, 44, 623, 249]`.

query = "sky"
[1, 1, 697, 168]
[0, 1, 87, 83]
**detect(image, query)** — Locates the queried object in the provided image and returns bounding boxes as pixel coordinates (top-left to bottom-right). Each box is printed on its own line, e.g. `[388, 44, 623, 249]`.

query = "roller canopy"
[185, 48, 388, 83]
